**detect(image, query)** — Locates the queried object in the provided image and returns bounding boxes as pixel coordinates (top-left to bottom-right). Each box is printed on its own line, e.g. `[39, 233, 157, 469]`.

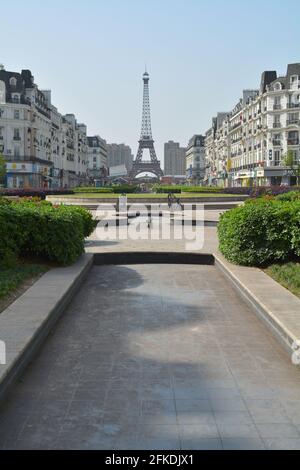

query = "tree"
[282, 149, 300, 185]
[0, 154, 6, 185]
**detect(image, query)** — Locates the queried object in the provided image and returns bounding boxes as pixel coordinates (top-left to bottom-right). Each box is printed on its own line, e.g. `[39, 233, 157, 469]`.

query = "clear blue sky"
[2, 0, 300, 162]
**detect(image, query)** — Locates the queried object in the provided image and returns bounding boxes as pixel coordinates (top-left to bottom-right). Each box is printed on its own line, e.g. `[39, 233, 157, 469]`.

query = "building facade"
[0, 66, 89, 188]
[106, 143, 133, 176]
[205, 63, 300, 187]
[186, 135, 206, 184]
[87, 135, 108, 183]
[164, 140, 186, 177]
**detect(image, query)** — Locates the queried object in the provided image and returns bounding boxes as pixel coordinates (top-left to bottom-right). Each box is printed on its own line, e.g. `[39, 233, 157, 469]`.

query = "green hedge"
[154, 185, 223, 194]
[0, 201, 97, 266]
[182, 186, 224, 193]
[218, 199, 300, 266]
[73, 185, 138, 194]
[73, 187, 113, 193]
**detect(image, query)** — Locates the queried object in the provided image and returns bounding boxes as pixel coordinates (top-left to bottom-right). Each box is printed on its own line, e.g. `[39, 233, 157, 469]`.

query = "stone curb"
[94, 251, 215, 266]
[0, 253, 93, 405]
[214, 252, 300, 356]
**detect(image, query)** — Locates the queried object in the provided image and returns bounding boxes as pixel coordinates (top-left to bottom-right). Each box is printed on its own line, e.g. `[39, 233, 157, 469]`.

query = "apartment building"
[186, 135, 206, 184]
[87, 135, 108, 182]
[106, 143, 133, 176]
[205, 63, 300, 186]
[0, 66, 89, 188]
[164, 140, 186, 176]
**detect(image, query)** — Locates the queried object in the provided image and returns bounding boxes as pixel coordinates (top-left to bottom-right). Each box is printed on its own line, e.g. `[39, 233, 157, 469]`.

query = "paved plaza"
[1, 264, 300, 450]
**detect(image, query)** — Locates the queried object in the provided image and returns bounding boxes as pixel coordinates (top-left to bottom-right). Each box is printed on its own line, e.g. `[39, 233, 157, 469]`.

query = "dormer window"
[290, 75, 300, 90]
[274, 82, 282, 91]
[9, 77, 17, 87]
[12, 94, 20, 103]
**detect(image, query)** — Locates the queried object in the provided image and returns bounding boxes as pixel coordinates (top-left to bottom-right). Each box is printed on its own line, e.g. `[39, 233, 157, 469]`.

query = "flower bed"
[0, 189, 74, 199]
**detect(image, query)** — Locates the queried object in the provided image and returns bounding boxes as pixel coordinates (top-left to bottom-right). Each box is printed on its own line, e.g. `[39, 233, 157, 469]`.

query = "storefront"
[233, 170, 255, 187]
[264, 167, 292, 186]
[6, 162, 52, 189]
[253, 168, 265, 186]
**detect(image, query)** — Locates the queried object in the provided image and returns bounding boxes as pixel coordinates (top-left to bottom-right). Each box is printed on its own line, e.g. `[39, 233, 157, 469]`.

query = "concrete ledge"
[46, 195, 248, 205]
[94, 251, 215, 266]
[0, 253, 93, 405]
[214, 252, 300, 356]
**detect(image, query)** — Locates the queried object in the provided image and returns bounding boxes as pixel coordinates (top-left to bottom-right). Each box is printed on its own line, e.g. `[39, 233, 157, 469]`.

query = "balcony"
[273, 122, 281, 128]
[272, 140, 281, 146]
[287, 140, 299, 146]
[287, 102, 300, 109]
[286, 119, 299, 126]
[273, 104, 282, 110]
[13, 136, 21, 141]
[230, 122, 242, 131]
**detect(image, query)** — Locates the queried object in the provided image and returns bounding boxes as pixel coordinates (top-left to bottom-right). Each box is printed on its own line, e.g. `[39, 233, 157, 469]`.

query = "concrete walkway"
[1, 264, 300, 450]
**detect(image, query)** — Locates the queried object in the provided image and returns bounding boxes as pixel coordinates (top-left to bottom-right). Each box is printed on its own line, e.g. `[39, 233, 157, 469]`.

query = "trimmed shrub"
[0, 202, 96, 266]
[0, 204, 25, 265]
[58, 205, 98, 238]
[218, 200, 300, 266]
[276, 191, 300, 202]
[182, 187, 223, 193]
[154, 185, 224, 194]
[73, 187, 113, 193]
[292, 205, 300, 257]
[111, 185, 138, 193]
[73, 185, 138, 194]
[155, 187, 181, 193]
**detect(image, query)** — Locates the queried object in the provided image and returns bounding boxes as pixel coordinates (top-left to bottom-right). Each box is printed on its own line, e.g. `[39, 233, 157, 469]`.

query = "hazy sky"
[2, 0, 300, 162]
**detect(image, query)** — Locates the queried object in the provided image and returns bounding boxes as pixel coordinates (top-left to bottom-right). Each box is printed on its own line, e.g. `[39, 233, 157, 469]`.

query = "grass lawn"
[265, 262, 300, 299]
[0, 262, 48, 300]
[52, 192, 239, 199]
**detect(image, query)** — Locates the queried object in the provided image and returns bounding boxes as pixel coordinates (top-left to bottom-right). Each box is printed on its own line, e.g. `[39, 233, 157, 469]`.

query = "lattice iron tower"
[130, 70, 163, 179]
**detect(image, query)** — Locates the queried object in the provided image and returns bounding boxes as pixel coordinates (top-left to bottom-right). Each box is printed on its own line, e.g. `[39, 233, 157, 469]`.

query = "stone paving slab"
[214, 253, 300, 355]
[1, 264, 300, 450]
[0, 254, 93, 405]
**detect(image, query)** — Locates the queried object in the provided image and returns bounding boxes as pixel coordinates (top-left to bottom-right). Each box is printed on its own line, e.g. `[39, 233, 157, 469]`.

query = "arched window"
[9, 77, 17, 87]
[274, 82, 282, 91]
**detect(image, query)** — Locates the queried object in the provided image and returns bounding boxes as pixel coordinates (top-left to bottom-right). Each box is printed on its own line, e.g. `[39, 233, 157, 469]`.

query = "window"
[274, 150, 281, 166]
[14, 146, 20, 157]
[288, 130, 299, 145]
[13, 128, 20, 140]
[290, 75, 299, 89]
[93, 157, 97, 162]
[274, 82, 282, 91]
[12, 95, 20, 103]
[288, 113, 299, 124]
[273, 96, 281, 110]
[9, 77, 17, 87]
[14, 109, 20, 119]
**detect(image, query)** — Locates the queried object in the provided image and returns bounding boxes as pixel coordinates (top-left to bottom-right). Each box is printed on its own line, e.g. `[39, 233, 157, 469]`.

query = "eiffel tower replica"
[130, 70, 163, 179]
